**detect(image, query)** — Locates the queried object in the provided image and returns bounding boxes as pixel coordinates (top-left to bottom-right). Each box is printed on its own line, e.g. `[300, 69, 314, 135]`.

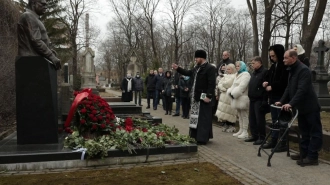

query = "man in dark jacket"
[145, 70, 156, 109]
[262, 44, 289, 152]
[172, 50, 216, 145]
[216, 51, 234, 76]
[245, 56, 268, 145]
[155, 68, 165, 110]
[275, 49, 323, 166]
[121, 72, 134, 102]
[133, 72, 144, 106]
[173, 72, 182, 116]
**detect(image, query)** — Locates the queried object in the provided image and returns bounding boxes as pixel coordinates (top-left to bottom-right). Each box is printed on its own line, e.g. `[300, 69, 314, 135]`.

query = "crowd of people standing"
[120, 44, 323, 167]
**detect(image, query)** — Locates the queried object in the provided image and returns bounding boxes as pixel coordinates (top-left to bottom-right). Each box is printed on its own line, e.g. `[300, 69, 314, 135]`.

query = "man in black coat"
[275, 49, 323, 166]
[216, 51, 234, 76]
[245, 56, 268, 145]
[262, 44, 289, 152]
[145, 70, 156, 109]
[172, 50, 216, 145]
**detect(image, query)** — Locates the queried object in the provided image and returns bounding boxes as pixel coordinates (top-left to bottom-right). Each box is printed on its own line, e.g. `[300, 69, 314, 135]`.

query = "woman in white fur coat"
[227, 61, 251, 139]
[215, 64, 237, 132]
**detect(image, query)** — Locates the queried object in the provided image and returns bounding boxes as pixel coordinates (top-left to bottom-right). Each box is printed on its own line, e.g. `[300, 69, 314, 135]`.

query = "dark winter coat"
[177, 62, 216, 102]
[145, 74, 156, 91]
[248, 65, 268, 102]
[133, 76, 144, 91]
[267, 44, 289, 98]
[280, 61, 320, 114]
[155, 73, 165, 90]
[179, 77, 191, 98]
[173, 72, 181, 98]
[216, 58, 234, 76]
[121, 77, 134, 102]
[162, 71, 174, 96]
[298, 54, 310, 67]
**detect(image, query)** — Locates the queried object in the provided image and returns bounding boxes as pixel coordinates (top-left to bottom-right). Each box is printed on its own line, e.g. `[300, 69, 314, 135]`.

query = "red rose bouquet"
[64, 89, 116, 136]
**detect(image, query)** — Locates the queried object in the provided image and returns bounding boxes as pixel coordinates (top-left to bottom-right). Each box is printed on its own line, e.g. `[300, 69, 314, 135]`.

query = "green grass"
[0, 162, 242, 185]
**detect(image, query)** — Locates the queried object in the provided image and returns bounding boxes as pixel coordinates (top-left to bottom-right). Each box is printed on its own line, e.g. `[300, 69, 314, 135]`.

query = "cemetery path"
[107, 89, 330, 185]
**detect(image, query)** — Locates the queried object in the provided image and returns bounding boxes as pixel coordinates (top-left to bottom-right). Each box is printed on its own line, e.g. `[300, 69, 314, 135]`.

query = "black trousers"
[147, 90, 154, 107]
[249, 100, 266, 139]
[297, 111, 323, 160]
[181, 97, 190, 117]
[164, 95, 173, 113]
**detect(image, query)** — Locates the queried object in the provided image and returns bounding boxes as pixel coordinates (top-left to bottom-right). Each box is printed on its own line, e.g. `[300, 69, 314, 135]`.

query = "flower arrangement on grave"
[64, 89, 195, 159]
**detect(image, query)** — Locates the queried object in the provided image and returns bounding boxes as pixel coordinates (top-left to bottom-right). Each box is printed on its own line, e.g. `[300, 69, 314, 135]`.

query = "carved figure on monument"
[17, 0, 61, 70]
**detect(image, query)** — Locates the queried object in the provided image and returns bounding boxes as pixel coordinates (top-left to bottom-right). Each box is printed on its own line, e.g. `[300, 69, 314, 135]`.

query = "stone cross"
[313, 40, 329, 73]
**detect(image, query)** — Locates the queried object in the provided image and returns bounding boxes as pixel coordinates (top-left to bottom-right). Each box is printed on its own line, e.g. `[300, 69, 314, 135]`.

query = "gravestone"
[81, 47, 98, 92]
[312, 40, 330, 110]
[16, 57, 58, 144]
[63, 63, 69, 83]
[60, 63, 73, 124]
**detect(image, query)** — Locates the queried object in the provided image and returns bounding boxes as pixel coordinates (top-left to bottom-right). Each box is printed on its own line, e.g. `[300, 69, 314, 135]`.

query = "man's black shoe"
[262, 142, 276, 149]
[296, 158, 319, 166]
[253, 139, 264, 145]
[146, 106, 150, 109]
[165, 112, 168, 115]
[244, 137, 257, 142]
[290, 153, 304, 160]
[173, 113, 179, 116]
[197, 141, 207, 145]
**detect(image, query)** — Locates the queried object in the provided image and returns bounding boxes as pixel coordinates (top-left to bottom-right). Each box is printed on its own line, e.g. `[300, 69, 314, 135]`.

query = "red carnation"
[80, 119, 86, 124]
[106, 119, 110, 124]
[106, 114, 110, 118]
[92, 110, 98, 115]
[90, 106, 95, 110]
[142, 128, 148, 132]
[98, 115, 103, 120]
[92, 117, 98, 122]
[92, 124, 98, 130]
[100, 124, 106, 129]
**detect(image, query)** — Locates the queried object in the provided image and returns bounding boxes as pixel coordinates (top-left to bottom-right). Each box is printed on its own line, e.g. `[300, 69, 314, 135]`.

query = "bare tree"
[109, 0, 139, 77]
[136, 0, 161, 68]
[59, 0, 96, 90]
[261, 0, 276, 68]
[301, 0, 328, 58]
[164, 0, 196, 64]
[272, 0, 303, 49]
[247, 0, 259, 56]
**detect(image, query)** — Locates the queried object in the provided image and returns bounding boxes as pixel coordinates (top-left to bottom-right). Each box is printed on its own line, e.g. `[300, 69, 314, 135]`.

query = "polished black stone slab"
[0, 132, 197, 164]
[15, 56, 58, 144]
[109, 102, 142, 114]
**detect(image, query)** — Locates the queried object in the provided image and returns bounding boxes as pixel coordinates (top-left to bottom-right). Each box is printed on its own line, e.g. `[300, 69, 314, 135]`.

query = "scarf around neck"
[126, 78, 132, 91]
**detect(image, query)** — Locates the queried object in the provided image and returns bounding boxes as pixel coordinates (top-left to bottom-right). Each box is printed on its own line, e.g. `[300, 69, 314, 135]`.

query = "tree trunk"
[247, 0, 259, 56]
[261, 0, 275, 68]
[301, 0, 328, 58]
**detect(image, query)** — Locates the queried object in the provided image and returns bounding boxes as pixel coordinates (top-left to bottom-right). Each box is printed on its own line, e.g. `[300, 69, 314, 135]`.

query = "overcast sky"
[91, 0, 248, 51]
